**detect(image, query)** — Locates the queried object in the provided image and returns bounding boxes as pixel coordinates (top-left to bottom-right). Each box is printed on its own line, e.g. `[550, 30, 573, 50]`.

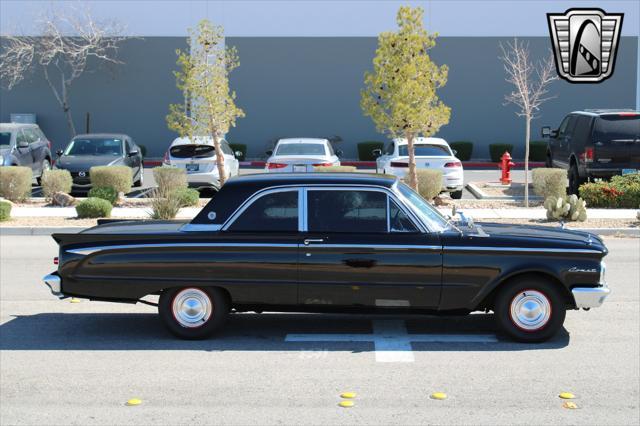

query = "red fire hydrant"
[499, 151, 515, 185]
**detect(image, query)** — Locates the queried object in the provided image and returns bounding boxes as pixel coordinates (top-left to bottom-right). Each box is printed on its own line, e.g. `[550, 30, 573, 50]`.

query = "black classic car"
[44, 173, 610, 342]
[54, 133, 144, 188]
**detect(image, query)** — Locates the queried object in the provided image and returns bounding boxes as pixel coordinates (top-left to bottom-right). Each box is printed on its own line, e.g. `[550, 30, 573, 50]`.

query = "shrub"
[416, 169, 443, 200]
[0, 200, 11, 221]
[489, 143, 514, 162]
[544, 194, 587, 222]
[230, 143, 247, 161]
[76, 197, 112, 218]
[532, 168, 567, 199]
[529, 141, 548, 161]
[88, 186, 118, 205]
[357, 141, 384, 161]
[153, 167, 187, 195]
[314, 166, 357, 172]
[0, 166, 32, 202]
[171, 187, 199, 207]
[579, 174, 640, 208]
[149, 190, 181, 220]
[449, 141, 473, 161]
[90, 166, 133, 194]
[41, 169, 72, 199]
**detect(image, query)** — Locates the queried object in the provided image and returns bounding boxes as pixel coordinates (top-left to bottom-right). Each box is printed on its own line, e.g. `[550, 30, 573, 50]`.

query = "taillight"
[312, 162, 333, 167]
[619, 113, 638, 116]
[582, 147, 594, 163]
[444, 161, 462, 168]
[390, 161, 408, 167]
[47, 140, 52, 150]
[53, 257, 59, 265]
[266, 162, 287, 169]
[163, 151, 170, 165]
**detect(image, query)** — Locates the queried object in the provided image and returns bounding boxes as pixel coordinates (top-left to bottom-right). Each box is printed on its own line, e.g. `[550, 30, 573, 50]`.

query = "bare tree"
[0, 4, 125, 137]
[500, 39, 558, 207]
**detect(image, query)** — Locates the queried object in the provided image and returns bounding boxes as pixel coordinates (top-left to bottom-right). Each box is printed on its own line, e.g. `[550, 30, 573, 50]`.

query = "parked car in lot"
[374, 137, 464, 199]
[265, 138, 341, 172]
[164, 137, 240, 191]
[0, 122, 53, 185]
[54, 133, 144, 189]
[542, 109, 640, 194]
[44, 173, 609, 342]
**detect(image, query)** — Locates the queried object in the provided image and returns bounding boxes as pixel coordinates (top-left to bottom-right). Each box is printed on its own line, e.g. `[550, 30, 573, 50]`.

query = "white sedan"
[374, 137, 464, 199]
[163, 136, 241, 190]
[265, 138, 341, 172]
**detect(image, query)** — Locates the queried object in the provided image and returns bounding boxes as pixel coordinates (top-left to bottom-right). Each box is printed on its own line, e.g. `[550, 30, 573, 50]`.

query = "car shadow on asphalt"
[0, 312, 570, 351]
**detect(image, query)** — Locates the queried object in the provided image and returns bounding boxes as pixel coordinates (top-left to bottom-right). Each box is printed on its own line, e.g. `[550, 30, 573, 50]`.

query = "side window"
[390, 199, 418, 233]
[228, 190, 298, 232]
[24, 128, 39, 144]
[125, 140, 133, 153]
[16, 130, 28, 146]
[558, 116, 575, 137]
[220, 141, 233, 155]
[308, 190, 387, 233]
[571, 116, 593, 148]
[385, 142, 394, 155]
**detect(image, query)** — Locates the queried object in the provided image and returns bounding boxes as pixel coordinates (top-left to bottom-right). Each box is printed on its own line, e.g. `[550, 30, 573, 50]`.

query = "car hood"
[457, 222, 606, 253]
[56, 155, 124, 171]
[0, 147, 10, 155]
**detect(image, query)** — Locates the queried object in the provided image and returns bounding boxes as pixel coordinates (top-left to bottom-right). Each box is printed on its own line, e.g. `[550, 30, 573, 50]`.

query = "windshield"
[594, 115, 640, 143]
[396, 182, 449, 232]
[276, 143, 327, 156]
[0, 132, 11, 147]
[398, 144, 451, 156]
[64, 138, 123, 156]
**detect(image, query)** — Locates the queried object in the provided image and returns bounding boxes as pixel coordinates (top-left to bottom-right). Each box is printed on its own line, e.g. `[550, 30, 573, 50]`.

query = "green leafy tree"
[167, 19, 244, 185]
[361, 6, 450, 190]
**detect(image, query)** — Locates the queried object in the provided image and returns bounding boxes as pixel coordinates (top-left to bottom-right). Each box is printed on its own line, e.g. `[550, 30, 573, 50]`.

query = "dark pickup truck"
[542, 110, 640, 194]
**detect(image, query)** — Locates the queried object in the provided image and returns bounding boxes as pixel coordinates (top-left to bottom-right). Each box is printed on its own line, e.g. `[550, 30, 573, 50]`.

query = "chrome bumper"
[572, 283, 610, 309]
[43, 274, 64, 298]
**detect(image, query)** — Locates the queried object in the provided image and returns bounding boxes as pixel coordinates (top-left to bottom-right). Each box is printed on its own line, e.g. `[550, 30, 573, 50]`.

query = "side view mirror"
[127, 149, 139, 157]
[17, 140, 29, 149]
[265, 149, 273, 156]
[372, 149, 382, 158]
[336, 149, 344, 158]
[235, 150, 243, 158]
[541, 126, 551, 138]
[56, 150, 64, 157]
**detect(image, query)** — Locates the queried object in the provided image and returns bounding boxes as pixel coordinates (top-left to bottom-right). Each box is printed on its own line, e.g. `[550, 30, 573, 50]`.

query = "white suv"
[163, 137, 240, 190]
[374, 137, 464, 199]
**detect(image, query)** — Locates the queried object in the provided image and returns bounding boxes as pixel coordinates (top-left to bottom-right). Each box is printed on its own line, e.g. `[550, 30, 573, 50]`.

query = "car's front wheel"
[133, 168, 144, 187]
[450, 190, 463, 199]
[494, 277, 566, 343]
[159, 287, 229, 339]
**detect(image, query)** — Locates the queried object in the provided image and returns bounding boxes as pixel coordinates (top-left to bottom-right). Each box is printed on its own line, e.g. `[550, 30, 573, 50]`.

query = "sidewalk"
[5, 206, 638, 220]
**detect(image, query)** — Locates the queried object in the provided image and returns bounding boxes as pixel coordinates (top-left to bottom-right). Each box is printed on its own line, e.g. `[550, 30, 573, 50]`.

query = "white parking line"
[285, 320, 498, 363]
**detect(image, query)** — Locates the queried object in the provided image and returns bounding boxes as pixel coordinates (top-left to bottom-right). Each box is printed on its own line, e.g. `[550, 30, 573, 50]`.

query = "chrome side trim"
[572, 284, 610, 308]
[181, 223, 223, 232]
[444, 246, 603, 254]
[305, 244, 441, 251]
[66, 242, 299, 255]
[43, 274, 62, 297]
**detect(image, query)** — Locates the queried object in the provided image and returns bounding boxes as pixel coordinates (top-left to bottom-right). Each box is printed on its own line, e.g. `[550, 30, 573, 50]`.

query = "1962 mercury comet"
[43, 173, 610, 342]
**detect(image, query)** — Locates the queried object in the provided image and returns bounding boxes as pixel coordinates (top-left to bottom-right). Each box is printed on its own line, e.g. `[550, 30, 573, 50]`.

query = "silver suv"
[0, 123, 53, 185]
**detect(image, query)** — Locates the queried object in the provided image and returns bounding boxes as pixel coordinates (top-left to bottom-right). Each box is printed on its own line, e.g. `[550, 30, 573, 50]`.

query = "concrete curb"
[1, 226, 637, 237]
[466, 182, 543, 201]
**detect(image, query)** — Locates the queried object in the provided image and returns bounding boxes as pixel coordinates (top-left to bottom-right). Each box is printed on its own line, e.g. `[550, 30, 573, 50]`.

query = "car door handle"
[303, 238, 324, 245]
[344, 258, 376, 268]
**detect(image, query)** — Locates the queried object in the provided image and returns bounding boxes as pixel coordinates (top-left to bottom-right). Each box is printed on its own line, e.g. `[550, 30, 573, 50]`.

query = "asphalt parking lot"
[0, 235, 638, 425]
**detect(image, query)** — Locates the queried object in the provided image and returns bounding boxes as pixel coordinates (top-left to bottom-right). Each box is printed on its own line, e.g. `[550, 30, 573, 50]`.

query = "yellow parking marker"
[562, 401, 578, 409]
[430, 392, 447, 400]
[559, 392, 575, 399]
[338, 400, 354, 408]
[126, 398, 142, 406]
[340, 392, 356, 399]
[70, 298, 81, 303]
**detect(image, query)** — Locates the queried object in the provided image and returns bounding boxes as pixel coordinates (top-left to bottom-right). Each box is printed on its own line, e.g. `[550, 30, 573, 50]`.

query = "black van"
[542, 110, 640, 194]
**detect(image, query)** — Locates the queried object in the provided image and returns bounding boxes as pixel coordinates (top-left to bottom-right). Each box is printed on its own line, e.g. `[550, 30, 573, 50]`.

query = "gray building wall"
[1, 36, 638, 159]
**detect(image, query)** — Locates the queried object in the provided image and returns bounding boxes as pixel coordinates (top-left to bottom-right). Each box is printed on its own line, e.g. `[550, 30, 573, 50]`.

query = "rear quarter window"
[594, 115, 640, 143]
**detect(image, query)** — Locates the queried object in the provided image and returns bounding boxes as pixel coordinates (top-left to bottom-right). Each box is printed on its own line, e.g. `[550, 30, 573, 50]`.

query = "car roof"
[73, 133, 130, 140]
[572, 109, 640, 117]
[276, 138, 329, 144]
[190, 173, 399, 225]
[0, 123, 39, 130]
[393, 137, 449, 146]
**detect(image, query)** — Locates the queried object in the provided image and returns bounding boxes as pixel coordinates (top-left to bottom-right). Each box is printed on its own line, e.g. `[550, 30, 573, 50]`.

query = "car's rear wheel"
[568, 163, 581, 195]
[494, 277, 566, 342]
[159, 287, 229, 339]
[450, 190, 463, 199]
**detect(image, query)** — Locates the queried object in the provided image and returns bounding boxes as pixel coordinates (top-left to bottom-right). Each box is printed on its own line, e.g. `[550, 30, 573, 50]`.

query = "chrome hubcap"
[510, 290, 551, 331]
[172, 289, 212, 328]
